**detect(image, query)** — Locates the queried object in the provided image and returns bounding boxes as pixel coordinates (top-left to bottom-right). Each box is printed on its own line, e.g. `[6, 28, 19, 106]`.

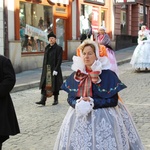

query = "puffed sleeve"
[67, 94, 78, 108]
[90, 70, 126, 109]
[93, 94, 118, 109]
[61, 72, 79, 108]
[94, 70, 127, 98]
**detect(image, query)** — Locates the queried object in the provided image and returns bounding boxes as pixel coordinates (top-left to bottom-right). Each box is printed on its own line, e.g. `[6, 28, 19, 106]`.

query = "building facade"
[3, 0, 150, 72]
[6, 0, 72, 73]
[68, 0, 114, 60]
[114, 0, 150, 49]
[75, 0, 114, 39]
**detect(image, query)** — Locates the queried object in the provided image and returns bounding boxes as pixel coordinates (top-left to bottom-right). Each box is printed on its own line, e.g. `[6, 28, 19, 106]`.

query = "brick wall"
[114, 5, 121, 35]
[131, 4, 139, 36]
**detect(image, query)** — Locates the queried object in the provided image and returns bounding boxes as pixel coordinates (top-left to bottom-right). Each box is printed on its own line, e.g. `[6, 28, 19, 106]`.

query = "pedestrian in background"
[35, 32, 63, 106]
[130, 25, 150, 71]
[0, 55, 20, 150]
[38, 17, 44, 30]
[53, 39, 144, 149]
[96, 26, 118, 76]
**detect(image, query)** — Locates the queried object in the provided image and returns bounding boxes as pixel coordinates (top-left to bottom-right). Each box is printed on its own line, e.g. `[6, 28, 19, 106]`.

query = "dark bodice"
[61, 69, 126, 109]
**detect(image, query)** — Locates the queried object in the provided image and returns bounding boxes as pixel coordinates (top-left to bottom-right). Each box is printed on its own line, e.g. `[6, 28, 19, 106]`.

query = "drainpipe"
[143, 0, 146, 25]
[3, 0, 9, 57]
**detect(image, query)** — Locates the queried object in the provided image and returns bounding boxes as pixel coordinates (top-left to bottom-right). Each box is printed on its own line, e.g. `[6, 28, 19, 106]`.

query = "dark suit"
[0, 55, 20, 146]
[39, 43, 63, 96]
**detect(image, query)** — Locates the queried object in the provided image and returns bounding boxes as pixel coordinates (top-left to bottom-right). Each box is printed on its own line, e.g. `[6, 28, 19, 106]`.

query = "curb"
[11, 58, 131, 93]
[117, 58, 131, 66]
[11, 81, 40, 93]
[11, 75, 71, 93]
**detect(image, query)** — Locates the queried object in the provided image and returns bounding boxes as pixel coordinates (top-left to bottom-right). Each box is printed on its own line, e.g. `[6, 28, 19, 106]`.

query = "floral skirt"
[130, 42, 150, 70]
[53, 102, 144, 150]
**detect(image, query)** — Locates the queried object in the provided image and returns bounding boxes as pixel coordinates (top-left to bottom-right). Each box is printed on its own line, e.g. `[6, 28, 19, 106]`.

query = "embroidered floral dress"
[130, 29, 150, 70]
[53, 55, 144, 150]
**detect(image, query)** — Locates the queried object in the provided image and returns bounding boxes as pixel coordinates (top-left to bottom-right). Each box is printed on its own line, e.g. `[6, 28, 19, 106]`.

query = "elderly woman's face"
[82, 45, 97, 67]
[98, 29, 105, 34]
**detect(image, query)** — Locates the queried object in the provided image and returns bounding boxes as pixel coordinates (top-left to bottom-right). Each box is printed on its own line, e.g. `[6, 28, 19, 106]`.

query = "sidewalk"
[12, 45, 136, 93]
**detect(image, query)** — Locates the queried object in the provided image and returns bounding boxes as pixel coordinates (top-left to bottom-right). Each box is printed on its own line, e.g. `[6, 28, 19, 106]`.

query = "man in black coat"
[35, 32, 63, 106]
[0, 55, 20, 150]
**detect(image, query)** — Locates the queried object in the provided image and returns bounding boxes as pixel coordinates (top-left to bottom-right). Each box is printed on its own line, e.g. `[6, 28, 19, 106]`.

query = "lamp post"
[143, 0, 146, 25]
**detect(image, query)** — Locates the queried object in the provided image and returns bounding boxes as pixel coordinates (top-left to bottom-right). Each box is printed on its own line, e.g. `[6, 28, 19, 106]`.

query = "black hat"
[47, 32, 56, 39]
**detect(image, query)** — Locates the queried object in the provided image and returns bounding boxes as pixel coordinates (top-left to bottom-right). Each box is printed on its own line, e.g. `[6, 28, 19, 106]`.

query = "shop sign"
[91, 7, 99, 32]
[48, 0, 69, 5]
[25, 24, 48, 43]
[115, 0, 137, 4]
[55, 7, 66, 13]
[84, 0, 105, 6]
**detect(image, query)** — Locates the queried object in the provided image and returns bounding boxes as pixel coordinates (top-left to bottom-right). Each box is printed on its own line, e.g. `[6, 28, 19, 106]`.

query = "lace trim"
[54, 105, 144, 150]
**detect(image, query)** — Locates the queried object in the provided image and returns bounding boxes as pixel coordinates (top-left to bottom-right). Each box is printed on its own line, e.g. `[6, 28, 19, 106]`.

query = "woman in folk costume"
[96, 26, 119, 76]
[130, 25, 150, 71]
[53, 39, 144, 150]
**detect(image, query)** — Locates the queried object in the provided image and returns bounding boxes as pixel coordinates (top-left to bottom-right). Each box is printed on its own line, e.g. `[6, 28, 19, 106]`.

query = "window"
[101, 10, 105, 26]
[56, 18, 65, 50]
[139, 5, 148, 30]
[80, 5, 92, 39]
[120, 5, 127, 34]
[19, 2, 53, 53]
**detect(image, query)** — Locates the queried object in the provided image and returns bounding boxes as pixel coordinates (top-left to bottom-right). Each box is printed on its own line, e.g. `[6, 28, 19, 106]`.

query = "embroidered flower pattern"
[54, 106, 144, 150]
[64, 81, 125, 94]
[96, 83, 125, 93]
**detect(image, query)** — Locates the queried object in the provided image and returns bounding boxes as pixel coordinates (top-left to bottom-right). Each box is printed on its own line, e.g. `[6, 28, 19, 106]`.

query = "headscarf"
[99, 26, 106, 32]
[73, 39, 110, 73]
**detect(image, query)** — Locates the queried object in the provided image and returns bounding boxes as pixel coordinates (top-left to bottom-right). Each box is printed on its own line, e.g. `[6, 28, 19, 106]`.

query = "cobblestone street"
[2, 63, 150, 150]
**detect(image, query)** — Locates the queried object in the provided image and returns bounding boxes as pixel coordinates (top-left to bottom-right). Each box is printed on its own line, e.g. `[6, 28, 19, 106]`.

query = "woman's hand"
[81, 97, 90, 102]
[75, 97, 94, 117]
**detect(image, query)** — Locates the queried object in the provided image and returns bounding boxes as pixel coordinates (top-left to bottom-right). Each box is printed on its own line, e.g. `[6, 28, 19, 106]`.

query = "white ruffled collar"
[71, 56, 111, 74]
